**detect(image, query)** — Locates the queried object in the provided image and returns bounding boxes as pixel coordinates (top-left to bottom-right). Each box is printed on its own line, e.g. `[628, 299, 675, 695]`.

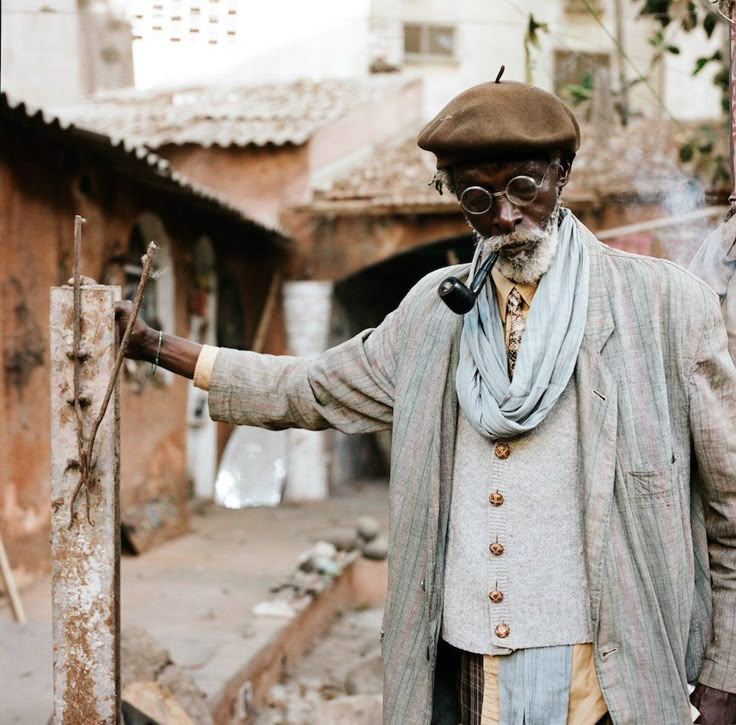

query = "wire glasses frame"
[458, 163, 552, 216]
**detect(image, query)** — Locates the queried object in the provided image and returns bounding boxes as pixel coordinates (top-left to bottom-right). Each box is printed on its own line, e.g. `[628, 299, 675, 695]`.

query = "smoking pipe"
[438, 251, 499, 314]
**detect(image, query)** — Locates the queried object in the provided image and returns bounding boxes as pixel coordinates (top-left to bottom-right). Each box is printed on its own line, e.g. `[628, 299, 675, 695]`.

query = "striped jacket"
[208, 224, 736, 724]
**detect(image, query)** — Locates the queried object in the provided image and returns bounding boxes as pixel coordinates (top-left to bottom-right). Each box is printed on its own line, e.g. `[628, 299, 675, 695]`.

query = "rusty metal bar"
[50, 284, 121, 724]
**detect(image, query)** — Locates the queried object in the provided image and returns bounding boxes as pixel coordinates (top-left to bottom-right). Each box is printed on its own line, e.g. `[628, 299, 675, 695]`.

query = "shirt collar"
[491, 266, 538, 322]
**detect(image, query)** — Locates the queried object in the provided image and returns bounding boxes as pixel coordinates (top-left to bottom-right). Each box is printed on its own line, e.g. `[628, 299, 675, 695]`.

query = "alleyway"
[0, 481, 388, 724]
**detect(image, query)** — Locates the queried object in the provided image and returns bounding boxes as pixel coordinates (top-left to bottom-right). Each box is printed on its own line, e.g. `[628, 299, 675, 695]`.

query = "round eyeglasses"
[458, 163, 551, 216]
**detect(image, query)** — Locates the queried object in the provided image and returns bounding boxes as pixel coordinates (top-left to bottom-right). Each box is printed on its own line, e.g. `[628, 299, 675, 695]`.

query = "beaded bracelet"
[151, 330, 163, 376]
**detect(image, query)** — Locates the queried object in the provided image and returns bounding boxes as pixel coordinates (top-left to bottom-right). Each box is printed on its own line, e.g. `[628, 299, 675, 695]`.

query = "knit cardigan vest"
[442, 380, 593, 654]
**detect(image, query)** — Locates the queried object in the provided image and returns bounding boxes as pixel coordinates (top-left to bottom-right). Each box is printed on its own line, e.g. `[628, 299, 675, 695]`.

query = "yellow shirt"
[490, 266, 537, 351]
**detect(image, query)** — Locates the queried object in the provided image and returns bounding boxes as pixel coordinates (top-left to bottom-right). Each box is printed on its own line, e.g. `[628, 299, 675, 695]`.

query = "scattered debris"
[121, 496, 190, 554]
[361, 535, 389, 561]
[120, 627, 213, 725]
[121, 681, 193, 725]
[355, 516, 380, 543]
[254, 518, 388, 622]
[253, 607, 384, 725]
[318, 527, 359, 552]
[344, 648, 383, 696]
[312, 694, 383, 725]
[253, 599, 299, 620]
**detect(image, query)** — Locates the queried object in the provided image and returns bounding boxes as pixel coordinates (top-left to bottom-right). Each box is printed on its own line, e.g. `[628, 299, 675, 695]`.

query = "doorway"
[186, 236, 218, 499]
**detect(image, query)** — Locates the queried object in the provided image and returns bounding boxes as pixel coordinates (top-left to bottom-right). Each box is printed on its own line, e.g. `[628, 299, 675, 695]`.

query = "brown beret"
[417, 77, 581, 168]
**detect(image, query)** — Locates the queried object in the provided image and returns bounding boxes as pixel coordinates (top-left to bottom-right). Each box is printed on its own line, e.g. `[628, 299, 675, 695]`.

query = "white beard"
[475, 201, 562, 284]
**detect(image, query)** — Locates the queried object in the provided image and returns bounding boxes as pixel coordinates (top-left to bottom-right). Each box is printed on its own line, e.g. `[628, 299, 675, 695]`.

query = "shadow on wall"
[329, 233, 475, 487]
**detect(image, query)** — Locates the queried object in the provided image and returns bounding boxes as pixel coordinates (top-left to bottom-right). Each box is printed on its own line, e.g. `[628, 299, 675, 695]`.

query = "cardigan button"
[489, 491, 504, 507]
[495, 623, 510, 639]
[488, 590, 504, 603]
[494, 443, 511, 459]
[489, 542, 505, 556]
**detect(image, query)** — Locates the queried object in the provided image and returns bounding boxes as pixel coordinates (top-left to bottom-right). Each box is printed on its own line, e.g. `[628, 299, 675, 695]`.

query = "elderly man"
[118, 76, 736, 724]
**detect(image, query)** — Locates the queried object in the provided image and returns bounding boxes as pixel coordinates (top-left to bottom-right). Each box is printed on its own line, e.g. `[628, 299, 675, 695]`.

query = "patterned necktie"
[506, 287, 526, 379]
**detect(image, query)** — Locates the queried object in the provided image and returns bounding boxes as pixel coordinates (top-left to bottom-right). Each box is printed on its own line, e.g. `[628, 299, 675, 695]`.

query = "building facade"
[0, 93, 287, 583]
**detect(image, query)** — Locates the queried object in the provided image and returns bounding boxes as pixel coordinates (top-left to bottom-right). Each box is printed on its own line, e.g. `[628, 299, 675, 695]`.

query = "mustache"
[486, 229, 547, 252]
[475, 228, 549, 254]
[474, 201, 563, 255]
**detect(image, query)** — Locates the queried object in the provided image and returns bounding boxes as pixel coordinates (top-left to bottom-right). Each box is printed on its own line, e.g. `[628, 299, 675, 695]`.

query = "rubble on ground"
[121, 626, 213, 725]
[253, 516, 387, 619]
[252, 607, 384, 725]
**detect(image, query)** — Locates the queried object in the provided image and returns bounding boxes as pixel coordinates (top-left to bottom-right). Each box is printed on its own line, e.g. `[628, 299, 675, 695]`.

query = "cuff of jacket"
[698, 657, 736, 695]
[207, 347, 316, 430]
[193, 344, 220, 391]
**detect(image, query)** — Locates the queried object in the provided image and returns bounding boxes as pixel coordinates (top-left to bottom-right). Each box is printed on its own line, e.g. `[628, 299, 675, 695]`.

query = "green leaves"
[703, 11, 718, 38]
[526, 13, 549, 49]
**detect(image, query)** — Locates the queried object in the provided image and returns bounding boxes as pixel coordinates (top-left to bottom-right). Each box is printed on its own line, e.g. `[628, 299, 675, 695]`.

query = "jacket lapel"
[575, 232, 618, 624]
[428, 301, 463, 622]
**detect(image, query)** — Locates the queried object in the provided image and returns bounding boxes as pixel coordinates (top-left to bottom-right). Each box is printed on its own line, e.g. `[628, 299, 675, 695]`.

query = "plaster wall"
[159, 144, 311, 231]
[285, 196, 693, 282]
[1, 0, 84, 107]
[0, 120, 279, 582]
[369, 0, 723, 121]
[1, 0, 134, 107]
[308, 79, 423, 180]
[159, 79, 423, 232]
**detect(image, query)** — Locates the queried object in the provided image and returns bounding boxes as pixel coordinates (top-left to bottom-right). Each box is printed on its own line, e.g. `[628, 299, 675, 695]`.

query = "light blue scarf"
[456, 208, 590, 440]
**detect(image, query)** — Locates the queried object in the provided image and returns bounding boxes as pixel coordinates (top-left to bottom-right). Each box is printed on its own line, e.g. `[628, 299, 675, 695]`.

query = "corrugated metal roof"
[52, 76, 416, 149]
[2, 91, 288, 244]
[309, 120, 699, 212]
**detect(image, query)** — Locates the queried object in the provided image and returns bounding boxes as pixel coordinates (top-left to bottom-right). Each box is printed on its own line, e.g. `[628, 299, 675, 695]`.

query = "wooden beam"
[0, 531, 25, 623]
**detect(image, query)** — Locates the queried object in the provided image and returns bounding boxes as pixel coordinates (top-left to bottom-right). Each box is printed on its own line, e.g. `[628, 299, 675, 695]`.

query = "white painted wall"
[2, 1, 84, 105]
[130, 0, 372, 89]
[1, 0, 133, 106]
[369, 0, 724, 121]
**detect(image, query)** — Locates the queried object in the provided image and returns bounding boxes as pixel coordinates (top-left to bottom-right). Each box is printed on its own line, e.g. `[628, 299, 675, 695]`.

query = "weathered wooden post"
[49, 255, 121, 722]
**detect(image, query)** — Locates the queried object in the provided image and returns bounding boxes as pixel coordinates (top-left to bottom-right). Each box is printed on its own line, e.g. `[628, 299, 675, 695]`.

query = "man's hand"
[691, 683, 736, 724]
[65, 276, 157, 362]
[115, 300, 157, 362]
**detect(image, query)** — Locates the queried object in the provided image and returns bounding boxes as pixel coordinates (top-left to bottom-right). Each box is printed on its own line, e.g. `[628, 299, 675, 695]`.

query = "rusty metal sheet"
[50, 285, 121, 724]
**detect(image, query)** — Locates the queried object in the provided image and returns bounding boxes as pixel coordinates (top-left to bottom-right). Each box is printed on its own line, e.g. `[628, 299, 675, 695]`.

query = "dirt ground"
[1, 481, 389, 725]
[251, 606, 384, 725]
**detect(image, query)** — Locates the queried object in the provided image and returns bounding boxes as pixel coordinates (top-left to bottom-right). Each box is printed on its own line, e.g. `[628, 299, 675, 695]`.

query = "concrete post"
[282, 281, 333, 501]
[50, 285, 120, 724]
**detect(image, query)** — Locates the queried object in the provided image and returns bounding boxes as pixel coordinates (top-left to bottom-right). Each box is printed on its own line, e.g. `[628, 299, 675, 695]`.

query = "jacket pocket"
[626, 457, 678, 498]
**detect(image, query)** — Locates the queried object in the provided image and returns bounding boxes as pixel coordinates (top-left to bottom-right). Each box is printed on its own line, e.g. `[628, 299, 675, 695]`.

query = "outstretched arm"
[115, 300, 202, 378]
[115, 296, 401, 435]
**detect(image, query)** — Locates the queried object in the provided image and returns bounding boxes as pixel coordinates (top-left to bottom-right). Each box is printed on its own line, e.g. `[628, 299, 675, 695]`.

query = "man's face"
[452, 158, 571, 283]
[453, 158, 568, 243]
